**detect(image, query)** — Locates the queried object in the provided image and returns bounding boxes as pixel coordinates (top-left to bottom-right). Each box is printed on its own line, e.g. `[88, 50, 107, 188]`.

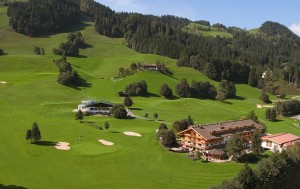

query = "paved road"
[126, 109, 171, 125]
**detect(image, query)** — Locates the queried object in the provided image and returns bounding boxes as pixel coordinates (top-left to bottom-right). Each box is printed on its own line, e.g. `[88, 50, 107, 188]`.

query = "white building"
[77, 99, 113, 115]
[261, 133, 300, 152]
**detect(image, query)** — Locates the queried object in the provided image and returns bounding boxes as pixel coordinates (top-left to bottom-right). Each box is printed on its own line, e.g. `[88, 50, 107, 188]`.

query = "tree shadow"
[167, 96, 180, 100]
[80, 43, 93, 49]
[129, 108, 143, 111]
[34, 141, 57, 146]
[273, 119, 284, 122]
[75, 55, 88, 58]
[220, 101, 233, 105]
[33, 23, 92, 38]
[233, 96, 246, 100]
[110, 131, 120, 134]
[67, 77, 92, 90]
[0, 184, 27, 189]
[143, 93, 160, 98]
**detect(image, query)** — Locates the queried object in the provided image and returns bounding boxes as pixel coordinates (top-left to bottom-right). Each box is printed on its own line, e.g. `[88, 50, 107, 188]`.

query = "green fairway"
[1, 6, 300, 189]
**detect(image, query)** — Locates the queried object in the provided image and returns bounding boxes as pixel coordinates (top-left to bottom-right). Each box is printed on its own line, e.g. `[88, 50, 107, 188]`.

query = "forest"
[6, 0, 300, 89]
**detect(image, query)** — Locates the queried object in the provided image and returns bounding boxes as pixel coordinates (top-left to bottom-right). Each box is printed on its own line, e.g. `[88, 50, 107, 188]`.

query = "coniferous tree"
[234, 163, 257, 189]
[270, 108, 277, 122]
[160, 83, 173, 98]
[186, 114, 194, 125]
[158, 123, 168, 131]
[265, 109, 271, 120]
[31, 122, 41, 143]
[246, 110, 258, 122]
[251, 129, 264, 157]
[175, 79, 190, 97]
[26, 129, 32, 141]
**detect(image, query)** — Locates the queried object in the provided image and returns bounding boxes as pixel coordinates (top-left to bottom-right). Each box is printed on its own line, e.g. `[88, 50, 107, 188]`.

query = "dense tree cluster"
[219, 80, 236, 98]
[55, 56, 79, 85]
[0, 48, 3, 55]
[275, 99, 300, 117]
[156, 123, 177, 148]
[213, 147, 300, 189]
[172, 115, 194, 132]
[259, 90, 271, 103]
[175, 79, 218, 99]
[109, 104, 127, 119]
[53, 32, 85, 56]
[34, 47, 44, 55]
[124, 80, 148, 96]
[265, 108, 277, 121]
[7, 0, 81, 35]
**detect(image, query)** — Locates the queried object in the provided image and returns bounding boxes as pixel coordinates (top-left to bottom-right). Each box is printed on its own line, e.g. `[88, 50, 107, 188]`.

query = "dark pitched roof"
[179, 119, 262, 140]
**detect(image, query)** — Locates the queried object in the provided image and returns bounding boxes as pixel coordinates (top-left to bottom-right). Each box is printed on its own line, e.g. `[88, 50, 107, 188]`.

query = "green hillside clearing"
[0, 6, 300, 189]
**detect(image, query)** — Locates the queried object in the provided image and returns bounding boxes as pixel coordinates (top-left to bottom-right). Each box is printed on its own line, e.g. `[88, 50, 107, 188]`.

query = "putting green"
[72, 142, 117, 155]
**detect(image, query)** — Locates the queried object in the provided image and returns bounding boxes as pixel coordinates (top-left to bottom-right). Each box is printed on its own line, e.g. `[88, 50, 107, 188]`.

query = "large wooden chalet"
[178, 119, 262, 151]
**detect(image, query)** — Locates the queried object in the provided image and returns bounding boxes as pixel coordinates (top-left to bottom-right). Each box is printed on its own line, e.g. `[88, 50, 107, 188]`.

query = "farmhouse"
[261, 133, 300, 152]
[178, 119, 262, 151]
[77, 99, 113, 115]
[141, 64, 158, 71]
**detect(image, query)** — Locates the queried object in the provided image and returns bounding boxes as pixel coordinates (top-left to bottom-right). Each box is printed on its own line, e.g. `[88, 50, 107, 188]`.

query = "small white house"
[261, 133, 300, 152]
[77, 99, 113, 115]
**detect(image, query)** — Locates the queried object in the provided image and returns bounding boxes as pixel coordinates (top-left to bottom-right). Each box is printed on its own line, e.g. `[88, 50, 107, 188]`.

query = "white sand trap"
[263, 105, 274, 108]
[256, 104, 263, 108]
[55, 142, 71, 151]
[123, 131, 142, 137]
[98, 139, 114, 146]
[0, 81, 7, 84]
[156, 129, 159, 133]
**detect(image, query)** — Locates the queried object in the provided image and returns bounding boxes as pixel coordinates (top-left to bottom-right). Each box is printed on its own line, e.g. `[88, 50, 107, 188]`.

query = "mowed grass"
[1, 7, 300, 189]
[182, 22, 233, 38]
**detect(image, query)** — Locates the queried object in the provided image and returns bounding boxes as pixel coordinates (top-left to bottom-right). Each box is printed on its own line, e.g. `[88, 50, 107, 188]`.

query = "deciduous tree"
[225, 134, 244, 161]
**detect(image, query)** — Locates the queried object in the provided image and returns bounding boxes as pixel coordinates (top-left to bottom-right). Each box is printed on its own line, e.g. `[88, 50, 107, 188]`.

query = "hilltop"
[1, 1, 300, 189]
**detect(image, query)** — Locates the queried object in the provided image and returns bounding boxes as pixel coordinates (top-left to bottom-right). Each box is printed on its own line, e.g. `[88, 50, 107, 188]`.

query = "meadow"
[1, 6, 300, 189]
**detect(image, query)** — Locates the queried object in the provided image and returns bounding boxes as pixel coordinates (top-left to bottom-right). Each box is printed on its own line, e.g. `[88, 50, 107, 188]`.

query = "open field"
[182, 22, 233, 38]
[1, 6, 300, 189]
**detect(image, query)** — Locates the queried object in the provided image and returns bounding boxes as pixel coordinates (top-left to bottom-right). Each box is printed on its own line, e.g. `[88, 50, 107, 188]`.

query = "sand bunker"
[256, 104, 263, 108]
[0, 81, 7, 84]
[257, 104, 274, 109]
[55, 142, 71, 151]
[98, 139, 114, 146]
[123, 131, 142, 137]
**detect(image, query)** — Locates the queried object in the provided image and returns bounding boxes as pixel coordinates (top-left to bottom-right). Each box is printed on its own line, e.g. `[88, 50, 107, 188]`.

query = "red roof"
[262, 133, 300, 145]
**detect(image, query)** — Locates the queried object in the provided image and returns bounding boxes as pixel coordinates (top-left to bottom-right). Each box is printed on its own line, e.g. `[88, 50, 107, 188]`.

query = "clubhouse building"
[77, 99, 113, 115]
[177, 119, 262, 153]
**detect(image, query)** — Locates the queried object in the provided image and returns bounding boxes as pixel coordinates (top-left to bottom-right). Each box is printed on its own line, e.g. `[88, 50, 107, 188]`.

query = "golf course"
[1, 5, 300, 189]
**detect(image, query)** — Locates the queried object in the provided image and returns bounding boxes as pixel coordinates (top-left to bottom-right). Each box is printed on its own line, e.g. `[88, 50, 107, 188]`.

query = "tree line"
[7, 0, 81, 35]
[8, 0, 300, 87]
[53, 32, 85, 56]
[55, 56, 79, 85]
[213, 145, 300, 189]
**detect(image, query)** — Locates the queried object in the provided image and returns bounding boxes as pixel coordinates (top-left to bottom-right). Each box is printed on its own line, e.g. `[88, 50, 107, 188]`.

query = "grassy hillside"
[182, 22, 233, 38]
[1, 6, 300, 189]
